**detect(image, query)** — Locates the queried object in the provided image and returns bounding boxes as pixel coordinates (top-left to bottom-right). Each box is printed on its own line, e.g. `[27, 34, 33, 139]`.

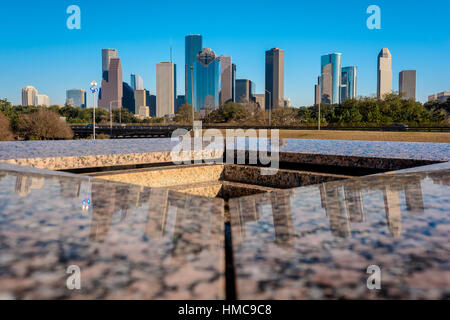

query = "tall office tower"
[314, 76, 321, 105]
[130, 74, 144, 90]
[377, 48, 392, 99]
[219, 56, 233, 105]
[66, 89, 87, 108]
[399, 70, 416, 100]
[122, 82, 135, 114]
[156, 62, 175, 117]
[320, 53, 341, 104]
[176, 95, 185, 113]
[134, 89, 147, 114]
[232, 64, 236, 102]
[146, 90, 157, 117]
[34, 94, 50, 106]
[265, 48, 285, 109]
[194, 48, 221, 112]
[99, 57, 123, 110]
[185, 35, 203, 106]
[21, 86, 38, 106]
[340, 66, 357, 102]
[102, 49, 118, 82]
[236, 79, 255, 103]
[428, 91, 450, 102]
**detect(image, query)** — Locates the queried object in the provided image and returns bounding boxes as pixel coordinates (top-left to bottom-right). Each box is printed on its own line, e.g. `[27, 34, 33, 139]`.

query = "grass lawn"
[202, 129, 450, 143]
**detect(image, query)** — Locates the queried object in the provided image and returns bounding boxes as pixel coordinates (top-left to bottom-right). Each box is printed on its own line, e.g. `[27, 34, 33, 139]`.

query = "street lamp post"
[90, 81, 98, 140]
[264, 89, 272, 127]
[190, 66, 194, 131]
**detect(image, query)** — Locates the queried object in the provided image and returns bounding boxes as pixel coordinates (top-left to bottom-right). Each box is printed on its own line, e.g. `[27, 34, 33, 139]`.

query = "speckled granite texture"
[1, 138, 449, 171]
[229, 165, 450, 299]
[1, 138, 450, 300]
[0, 164, 225, 299]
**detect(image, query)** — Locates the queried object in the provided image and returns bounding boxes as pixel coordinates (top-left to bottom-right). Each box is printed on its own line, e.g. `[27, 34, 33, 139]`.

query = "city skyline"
[0, 0, 449, 106]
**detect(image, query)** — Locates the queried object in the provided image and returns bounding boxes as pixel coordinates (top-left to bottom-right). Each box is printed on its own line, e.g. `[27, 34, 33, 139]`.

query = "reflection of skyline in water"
[231, 173, 439, 246]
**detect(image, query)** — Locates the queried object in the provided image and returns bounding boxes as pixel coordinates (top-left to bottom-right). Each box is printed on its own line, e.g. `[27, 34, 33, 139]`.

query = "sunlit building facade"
[21, 86, 38, 106]
[130, 74, 144, 90]
[320, 53, 341, 104]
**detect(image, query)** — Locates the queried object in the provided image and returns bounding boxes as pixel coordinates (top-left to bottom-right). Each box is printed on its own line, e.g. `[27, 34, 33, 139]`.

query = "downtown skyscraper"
[320, 53, 341, 104]
[193, 48, 221, 112]
[219, 56, 234, 105]
[185, 35, 203, 107]
[377, 48, 392, 99]
[265, 48, 284, 109]
[340, 66, 357, 102]
[130, 74, 144, 90]
[156, 61, 175, 117]
[99, 49, 123, 110]
[399, 70, 416, 100]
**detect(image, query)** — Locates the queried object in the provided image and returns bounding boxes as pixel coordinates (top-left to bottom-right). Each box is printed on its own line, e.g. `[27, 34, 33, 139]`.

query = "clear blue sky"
[0, 0, 448, 106]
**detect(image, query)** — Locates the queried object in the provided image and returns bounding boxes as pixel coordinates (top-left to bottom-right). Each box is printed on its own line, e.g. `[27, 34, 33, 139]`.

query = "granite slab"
[229, 162, 450, 299]
[0, 164, 225, 300]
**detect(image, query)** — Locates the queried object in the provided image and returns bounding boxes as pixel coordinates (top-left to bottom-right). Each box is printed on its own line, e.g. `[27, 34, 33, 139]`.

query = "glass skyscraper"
[193, 48, 221, 112]
[66, 89, 87, 108]
[340, 66, 357, 102]
[320, 53, 341, 104]
[130, 74, 144, 90]
[185, 35, 203, 106]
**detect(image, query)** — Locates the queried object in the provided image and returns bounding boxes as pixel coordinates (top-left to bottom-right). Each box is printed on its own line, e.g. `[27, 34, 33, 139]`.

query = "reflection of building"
[265, 48, 284, 109]
[344, 184, 365, 223]
[14, 176, 45, 197]
[59, 180, 81, 199]
[404, 180, 424, 213]
[66, 89, 87, 108]
[230, 191, 294, 247]
[382, 185, 402, 238]
[194, 48, 221, 112]
[321, 53, 341, 104]
[377, 48, 392, 99]
[320, 184, 351, 238]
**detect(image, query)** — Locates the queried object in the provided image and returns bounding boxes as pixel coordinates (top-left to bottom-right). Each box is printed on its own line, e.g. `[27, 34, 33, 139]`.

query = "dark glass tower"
[193, 48, 221, 112]
[185, 35, 203, 106]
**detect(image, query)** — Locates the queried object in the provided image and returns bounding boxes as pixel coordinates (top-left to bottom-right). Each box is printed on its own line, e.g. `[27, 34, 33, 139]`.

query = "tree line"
[1, 94, 449, 141]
